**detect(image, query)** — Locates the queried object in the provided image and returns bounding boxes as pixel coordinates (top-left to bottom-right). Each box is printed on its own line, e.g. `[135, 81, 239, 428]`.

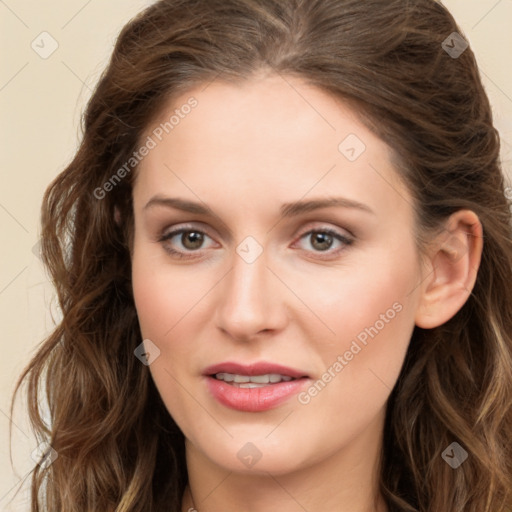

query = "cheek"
[131, 249, 208, 434]
[131, 244, 208, 340]
[288, 242, 417, 341]
[293, 246, 418, 420]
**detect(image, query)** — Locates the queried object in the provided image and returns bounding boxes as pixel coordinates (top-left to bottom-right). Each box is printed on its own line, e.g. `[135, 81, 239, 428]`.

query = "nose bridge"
[215, 245, 284, 339]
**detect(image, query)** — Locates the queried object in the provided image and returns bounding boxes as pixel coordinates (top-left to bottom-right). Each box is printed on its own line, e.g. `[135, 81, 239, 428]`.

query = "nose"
[214, 246, 288, 341]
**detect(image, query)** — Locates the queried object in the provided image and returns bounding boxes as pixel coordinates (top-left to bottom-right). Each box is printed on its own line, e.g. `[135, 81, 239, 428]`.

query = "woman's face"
[131, 73, 424, 475]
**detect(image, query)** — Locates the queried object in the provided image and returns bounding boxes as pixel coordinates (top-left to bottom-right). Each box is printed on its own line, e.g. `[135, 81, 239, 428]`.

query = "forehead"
[134, 74, 411, 220]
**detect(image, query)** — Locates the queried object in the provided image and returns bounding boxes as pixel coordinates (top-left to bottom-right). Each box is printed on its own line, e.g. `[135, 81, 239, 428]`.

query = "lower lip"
[205, 376, 309, 412]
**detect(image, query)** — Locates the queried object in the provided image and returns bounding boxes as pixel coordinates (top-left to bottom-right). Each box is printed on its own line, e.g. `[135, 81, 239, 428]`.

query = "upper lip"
[203, 361, 309, 379]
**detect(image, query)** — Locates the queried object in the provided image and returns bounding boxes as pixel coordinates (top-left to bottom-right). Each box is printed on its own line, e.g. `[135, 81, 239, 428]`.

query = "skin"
[130, 71, 483, 512]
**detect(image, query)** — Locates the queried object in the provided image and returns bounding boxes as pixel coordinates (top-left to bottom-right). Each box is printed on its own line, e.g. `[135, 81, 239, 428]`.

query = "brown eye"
[294, 228, 354, 258]
[180, 231, 204, 250]
[309, 232, 334, 251]
[158, 227, 217, 259]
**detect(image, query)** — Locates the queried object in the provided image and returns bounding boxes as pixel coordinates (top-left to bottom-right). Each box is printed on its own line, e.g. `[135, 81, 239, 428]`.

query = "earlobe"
[415, 210, 483, 329]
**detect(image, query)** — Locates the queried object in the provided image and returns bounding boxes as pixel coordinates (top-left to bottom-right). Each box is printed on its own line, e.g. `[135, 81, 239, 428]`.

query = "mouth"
[203, 361, 310, 412]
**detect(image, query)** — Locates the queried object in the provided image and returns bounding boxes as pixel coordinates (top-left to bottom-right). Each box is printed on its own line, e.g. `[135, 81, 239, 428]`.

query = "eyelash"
[157, 225, 354, 260]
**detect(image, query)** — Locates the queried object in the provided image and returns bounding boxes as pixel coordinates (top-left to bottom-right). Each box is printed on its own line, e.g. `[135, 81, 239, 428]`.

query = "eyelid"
[294, 221, 355, 240]
[159, 222, 211, 236]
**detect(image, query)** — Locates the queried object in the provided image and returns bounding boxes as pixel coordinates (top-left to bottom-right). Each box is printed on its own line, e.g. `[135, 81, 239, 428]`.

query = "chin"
[186, 428, 325, 476]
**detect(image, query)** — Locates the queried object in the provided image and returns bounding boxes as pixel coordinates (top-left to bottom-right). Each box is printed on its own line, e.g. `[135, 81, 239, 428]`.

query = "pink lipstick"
[203, 361, 310, 412]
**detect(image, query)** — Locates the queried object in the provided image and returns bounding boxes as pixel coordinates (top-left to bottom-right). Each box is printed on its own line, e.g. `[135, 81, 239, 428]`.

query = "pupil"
[183, 231, 203, 249]
[312, 232, 333, 251]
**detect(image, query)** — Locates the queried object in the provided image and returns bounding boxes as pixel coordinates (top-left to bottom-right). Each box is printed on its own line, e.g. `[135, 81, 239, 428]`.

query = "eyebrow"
[143, 195, 374, 217]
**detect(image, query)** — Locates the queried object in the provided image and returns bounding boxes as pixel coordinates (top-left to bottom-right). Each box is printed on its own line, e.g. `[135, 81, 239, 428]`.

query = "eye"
[294, 228, 354, 257]
[158, 227, 217, 258]
[157, 225, 354, 260]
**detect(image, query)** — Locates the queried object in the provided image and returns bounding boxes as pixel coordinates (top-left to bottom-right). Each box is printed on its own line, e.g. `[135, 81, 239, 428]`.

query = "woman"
[12, 0, 512, 511]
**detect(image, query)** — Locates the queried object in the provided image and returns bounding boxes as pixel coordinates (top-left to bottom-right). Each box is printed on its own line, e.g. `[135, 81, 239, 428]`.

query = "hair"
[11, 0, 512, 511]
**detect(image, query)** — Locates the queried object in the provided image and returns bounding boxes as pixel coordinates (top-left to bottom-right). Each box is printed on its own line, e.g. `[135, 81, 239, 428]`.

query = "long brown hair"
[11, 0, 512, 510]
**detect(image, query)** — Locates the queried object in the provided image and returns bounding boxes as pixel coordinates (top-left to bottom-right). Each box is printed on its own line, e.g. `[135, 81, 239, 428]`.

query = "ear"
[415, 210, 483, 329]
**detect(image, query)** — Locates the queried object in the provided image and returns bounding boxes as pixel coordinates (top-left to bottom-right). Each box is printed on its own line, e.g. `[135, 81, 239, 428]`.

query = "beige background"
[1, 1, 511, 509]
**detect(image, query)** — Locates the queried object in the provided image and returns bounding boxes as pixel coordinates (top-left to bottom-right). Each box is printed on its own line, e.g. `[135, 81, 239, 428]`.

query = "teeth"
[238, 382, 266, 388]
[215, 373, 295, 384]
[233, 374, 251, 383]
[251, 374, 270, 384]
